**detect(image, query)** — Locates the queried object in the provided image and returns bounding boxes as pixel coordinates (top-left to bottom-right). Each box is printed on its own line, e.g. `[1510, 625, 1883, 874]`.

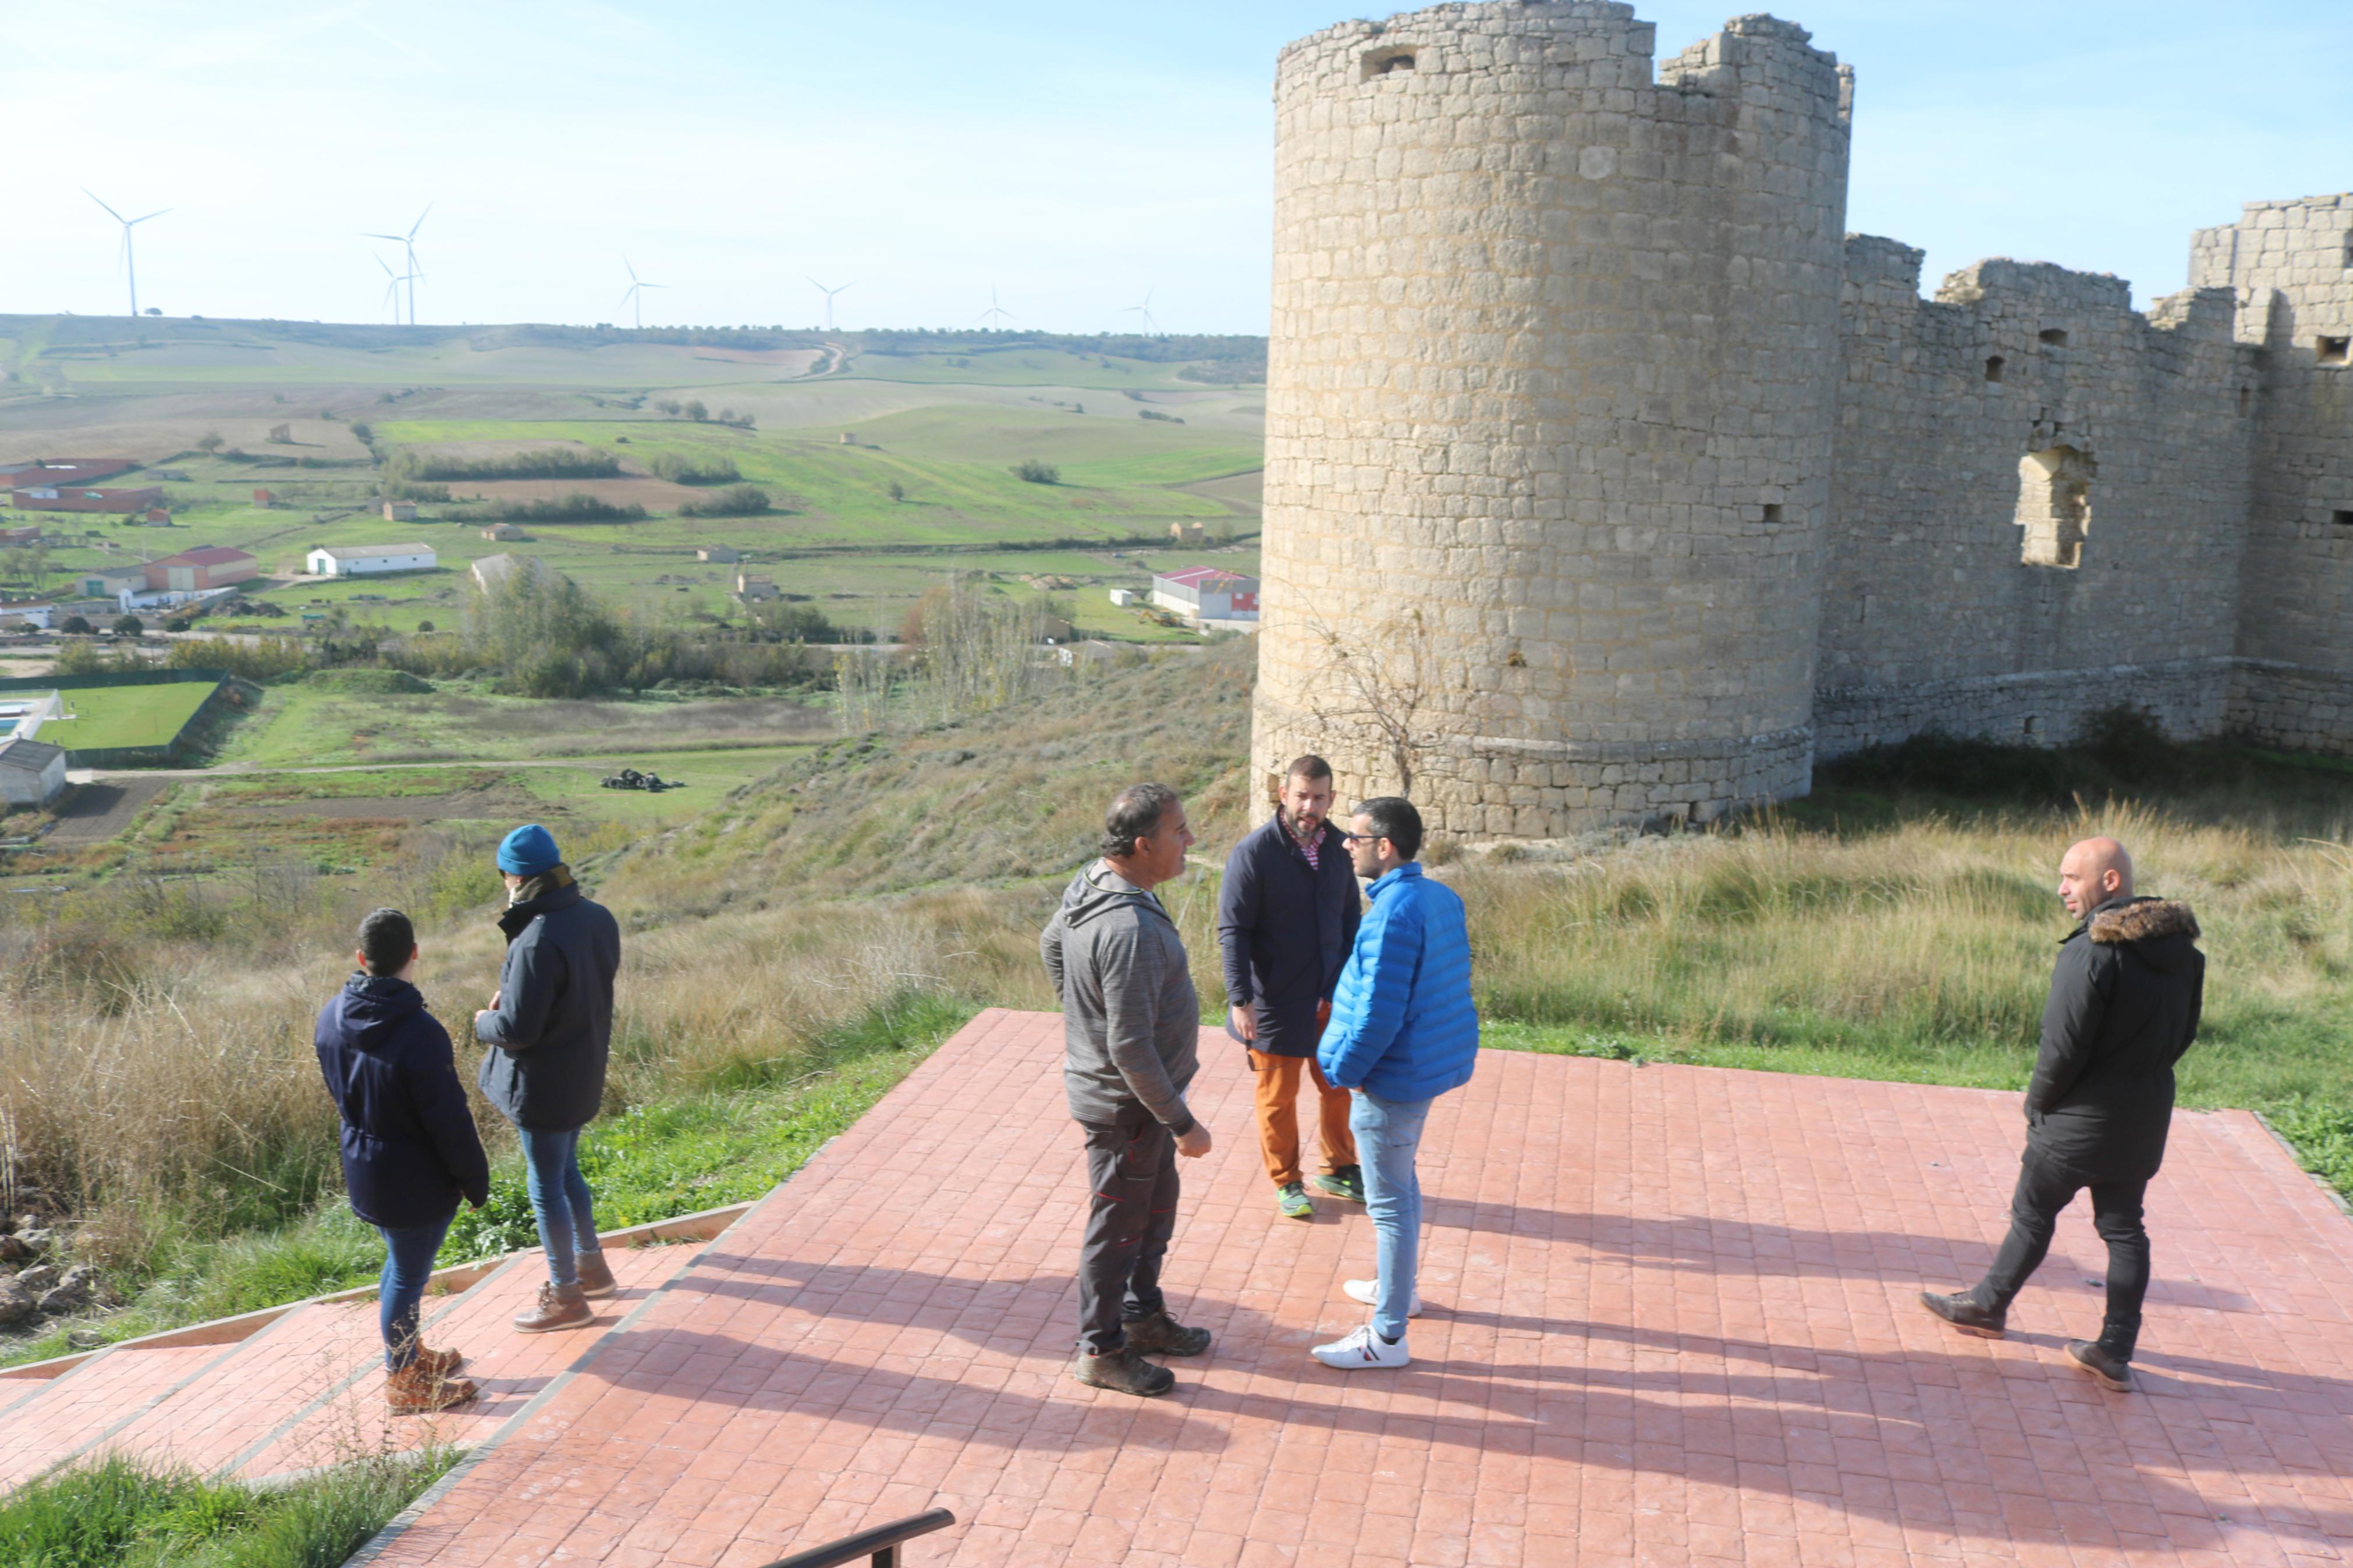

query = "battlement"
[1260, 2, 2353, 835]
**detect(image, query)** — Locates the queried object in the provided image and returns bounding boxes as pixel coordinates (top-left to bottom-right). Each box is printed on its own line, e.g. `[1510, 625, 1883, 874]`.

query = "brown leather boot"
[513, 1280, 592, 1333]
[573, 1251, 617, 1299]
[416, 1344, 464, 1379]
[386, 1361, 476, 1414]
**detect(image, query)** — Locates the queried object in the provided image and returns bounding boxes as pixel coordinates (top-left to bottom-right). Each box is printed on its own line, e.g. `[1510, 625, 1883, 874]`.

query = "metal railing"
[756, 1508, 956, 1568]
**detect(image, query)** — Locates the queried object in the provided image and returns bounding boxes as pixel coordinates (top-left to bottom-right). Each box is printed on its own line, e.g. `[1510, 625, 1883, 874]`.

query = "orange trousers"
[1248, 1050, 1358, 1187]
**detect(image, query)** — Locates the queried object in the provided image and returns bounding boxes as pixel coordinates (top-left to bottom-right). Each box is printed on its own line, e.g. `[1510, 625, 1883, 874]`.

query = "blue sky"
[6, 1, 2345, 333]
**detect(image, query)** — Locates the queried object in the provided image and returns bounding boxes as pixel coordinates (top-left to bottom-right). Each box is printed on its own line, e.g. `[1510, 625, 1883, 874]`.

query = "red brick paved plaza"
[360, 1008, 2353, 1567]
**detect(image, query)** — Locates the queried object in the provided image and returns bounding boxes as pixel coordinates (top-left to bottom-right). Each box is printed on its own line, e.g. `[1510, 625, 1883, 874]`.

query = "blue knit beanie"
[497, 823, 561, 877]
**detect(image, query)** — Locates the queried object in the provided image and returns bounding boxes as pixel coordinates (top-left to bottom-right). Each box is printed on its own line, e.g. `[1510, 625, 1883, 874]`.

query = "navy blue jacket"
[475, 880, 621, 1130]
[1319, 865, 1479, 1102]
[1216, 812, 1361, 1058]
[314, 975, 491, 1230]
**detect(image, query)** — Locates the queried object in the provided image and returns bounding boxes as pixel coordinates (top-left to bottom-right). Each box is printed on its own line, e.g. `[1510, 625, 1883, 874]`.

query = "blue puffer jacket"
[1318, 864, 1478, 1101]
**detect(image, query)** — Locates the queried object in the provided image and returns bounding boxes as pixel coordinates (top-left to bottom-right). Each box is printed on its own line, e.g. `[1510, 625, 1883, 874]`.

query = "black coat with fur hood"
[2025, 894, 2205, 1181]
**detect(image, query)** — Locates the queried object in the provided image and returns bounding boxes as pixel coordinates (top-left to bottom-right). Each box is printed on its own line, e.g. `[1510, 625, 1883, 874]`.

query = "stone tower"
[1255, 2, 1854, 835]
[2190, 195, 2353, 748]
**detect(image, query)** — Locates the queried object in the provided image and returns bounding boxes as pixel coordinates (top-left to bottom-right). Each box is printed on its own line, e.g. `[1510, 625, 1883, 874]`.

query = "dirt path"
[43, 778, 171, 846]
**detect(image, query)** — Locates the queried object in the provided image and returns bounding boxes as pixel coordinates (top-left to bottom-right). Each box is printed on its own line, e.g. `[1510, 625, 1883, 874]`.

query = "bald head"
[2059, 836, 2134, 919]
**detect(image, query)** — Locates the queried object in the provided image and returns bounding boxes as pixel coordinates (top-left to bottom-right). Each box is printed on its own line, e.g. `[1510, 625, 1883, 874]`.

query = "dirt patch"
[218, 787, 540, 823]
[44, 778, 171, 847]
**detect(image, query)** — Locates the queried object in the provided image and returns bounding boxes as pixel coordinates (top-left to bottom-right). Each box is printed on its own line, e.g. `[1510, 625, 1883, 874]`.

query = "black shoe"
[1919, 1290, 2006, 1339]
[1070, 1346, 1176, 1397]
[1123, 1309, 1212, 1357]
[2064, 1339, 2135, 1392]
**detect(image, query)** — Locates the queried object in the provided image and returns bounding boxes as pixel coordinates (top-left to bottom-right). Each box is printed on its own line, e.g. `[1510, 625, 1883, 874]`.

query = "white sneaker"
[1312, 1322, 1410, 1370]
[1343, 1278, 1422, 1316]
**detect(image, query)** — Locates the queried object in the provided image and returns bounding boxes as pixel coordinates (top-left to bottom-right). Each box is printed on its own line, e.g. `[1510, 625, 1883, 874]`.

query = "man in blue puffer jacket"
[1314, 796, 1478, 1371]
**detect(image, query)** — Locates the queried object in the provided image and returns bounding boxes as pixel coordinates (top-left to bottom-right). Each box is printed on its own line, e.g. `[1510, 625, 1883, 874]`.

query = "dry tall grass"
[1458, 798, 2353, 1108]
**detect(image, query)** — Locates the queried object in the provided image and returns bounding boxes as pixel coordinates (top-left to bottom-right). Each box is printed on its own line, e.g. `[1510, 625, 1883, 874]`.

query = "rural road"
[69, 749, 795, 785]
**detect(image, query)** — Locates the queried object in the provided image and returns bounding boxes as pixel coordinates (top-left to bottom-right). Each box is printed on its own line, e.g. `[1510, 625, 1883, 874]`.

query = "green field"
[37, 681, 218, 751]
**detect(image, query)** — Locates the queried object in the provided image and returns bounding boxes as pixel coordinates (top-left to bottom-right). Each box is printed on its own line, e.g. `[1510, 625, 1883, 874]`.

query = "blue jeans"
[378, 1214, 454, 1371]
[1350, 1089, 1432, 1341]
[519, 1125, 602, 1288]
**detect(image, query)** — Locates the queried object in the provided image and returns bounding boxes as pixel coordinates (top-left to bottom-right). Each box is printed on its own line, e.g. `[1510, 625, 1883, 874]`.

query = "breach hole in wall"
[2334, 510, 2353, 528]
[2319, 335, 2352, 367]
[1761, 503, 1785, 524]
[1984, 355, 2006, 383]
[2014, 444, 2093, 569]
[2039, 329, 2069, 347]
[1360, 47, 1417, 79]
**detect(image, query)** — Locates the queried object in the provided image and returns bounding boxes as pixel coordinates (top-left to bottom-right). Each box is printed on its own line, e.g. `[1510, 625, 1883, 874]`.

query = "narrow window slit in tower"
[2333, 510, 2353, 528]
[2038, 328, 2068, 347]
[2238, 385, 2252, 416]
[2318, 336, 2352, 367]
[2022, 715, 2040, 739]
[1761, 503, 1784, 524]
[1984, 355, 2005, 383]
[1360, 48, 1417, 79]
[2014, 445, 2092, 569]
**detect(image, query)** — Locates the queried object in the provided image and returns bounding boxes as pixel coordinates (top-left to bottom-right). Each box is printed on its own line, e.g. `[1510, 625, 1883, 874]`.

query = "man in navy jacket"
[315, 907, 489, 1414]
[1314, 797, 1478, 1372]
[1217, 755, 1363, 1219]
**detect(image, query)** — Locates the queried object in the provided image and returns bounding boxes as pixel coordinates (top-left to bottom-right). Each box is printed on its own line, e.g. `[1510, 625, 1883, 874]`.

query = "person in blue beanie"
[473, 823, 623, 1333]
[314, 908, 489, 1414]
[1312, 797, 1478, 1371]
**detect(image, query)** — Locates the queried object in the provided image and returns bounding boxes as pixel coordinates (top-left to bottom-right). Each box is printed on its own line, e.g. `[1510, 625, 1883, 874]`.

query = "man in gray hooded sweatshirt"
[1041, 781, 1216, 1397]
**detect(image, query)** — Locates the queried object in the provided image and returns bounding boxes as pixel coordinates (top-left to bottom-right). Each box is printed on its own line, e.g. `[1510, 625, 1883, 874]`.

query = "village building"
[80, 566, 150, 599]
[1152, 566, 1259, 623]
[480, 522, 531, 542]
[698, 545, 740, 563]
[8, 483, 164, 514]
[144, 547, 259, 593]
[734, 571, 781, 603]
[0, 737, 67, 807]
[306, 542, 436, 577]
[0, 458, 136, 486]
[471, 553, 558, 593]
[382, 500, 418, 522]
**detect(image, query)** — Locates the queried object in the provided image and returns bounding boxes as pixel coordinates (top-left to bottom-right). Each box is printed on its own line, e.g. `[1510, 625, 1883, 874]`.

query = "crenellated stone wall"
[1257, 2, 2353, 834]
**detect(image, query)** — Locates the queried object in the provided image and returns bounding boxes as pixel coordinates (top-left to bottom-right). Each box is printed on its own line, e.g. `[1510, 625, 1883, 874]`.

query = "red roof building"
[8, 483, 165, 514]
[0, 458, 136, 486]
[145, 546, 259, 593]
[1151, 566, 1260, 620]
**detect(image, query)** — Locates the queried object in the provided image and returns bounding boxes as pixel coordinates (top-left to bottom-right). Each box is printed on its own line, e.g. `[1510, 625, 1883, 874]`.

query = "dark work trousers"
[1975, 1146, 2151, 1359]
[1076, 1105, 1180, 1355]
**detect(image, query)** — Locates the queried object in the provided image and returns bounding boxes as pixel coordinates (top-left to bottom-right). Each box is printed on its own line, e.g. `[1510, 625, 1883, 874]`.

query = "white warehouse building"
[307, 542, 437, 578]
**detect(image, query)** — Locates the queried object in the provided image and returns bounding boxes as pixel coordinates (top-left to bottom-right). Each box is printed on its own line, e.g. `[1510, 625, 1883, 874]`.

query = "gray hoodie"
[1040, 860, 1201, 1135]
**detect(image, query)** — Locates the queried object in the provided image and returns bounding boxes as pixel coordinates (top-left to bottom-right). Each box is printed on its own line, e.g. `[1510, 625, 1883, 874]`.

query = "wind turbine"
[975, 285, 1017, 330]
[84, 190, 170, 319]
[618, 257, 666, 329]
[1123, 286, 1160, 336]
[363, 205, 431, 324]
[806, 276, 851, 332]
[373, 255, 417, 325]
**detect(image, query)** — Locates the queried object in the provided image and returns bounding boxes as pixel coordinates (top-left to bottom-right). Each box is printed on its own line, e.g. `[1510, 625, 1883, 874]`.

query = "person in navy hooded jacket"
[1313, 797, 1478, 1371]
[314, 908, 490, 1414]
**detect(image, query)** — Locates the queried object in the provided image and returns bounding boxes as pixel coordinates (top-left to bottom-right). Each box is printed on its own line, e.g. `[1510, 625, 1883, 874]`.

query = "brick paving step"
[0, 1237, 713, 1498]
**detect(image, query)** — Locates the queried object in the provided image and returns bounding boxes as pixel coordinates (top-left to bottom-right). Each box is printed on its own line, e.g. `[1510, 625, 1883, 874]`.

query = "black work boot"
[1070, 1345, 1176, 1397]
[1122, 1309, 1212, 1357]
[1919, 1290, 2007, 1339]
[2065, 1339, 2135, 1392]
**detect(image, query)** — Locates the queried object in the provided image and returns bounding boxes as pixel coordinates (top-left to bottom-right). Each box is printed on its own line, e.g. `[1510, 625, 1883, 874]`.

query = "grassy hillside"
[9, 638, 2353, 1369]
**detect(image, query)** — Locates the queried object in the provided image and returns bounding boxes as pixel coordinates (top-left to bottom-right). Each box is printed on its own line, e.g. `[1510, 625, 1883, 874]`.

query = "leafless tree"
[1297, 603, 1474, 798]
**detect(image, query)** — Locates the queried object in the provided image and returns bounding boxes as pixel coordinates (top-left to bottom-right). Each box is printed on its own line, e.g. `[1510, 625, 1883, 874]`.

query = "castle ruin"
[1251, 1, 2353, 836]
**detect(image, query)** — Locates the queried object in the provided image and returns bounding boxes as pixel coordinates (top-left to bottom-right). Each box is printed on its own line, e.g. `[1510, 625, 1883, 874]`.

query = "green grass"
[37, 682, 218, 752]
[0, 1449, 453, 1568]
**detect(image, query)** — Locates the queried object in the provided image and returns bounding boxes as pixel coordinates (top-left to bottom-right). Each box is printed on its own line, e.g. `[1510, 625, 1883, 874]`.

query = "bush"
[677, 484, 769, 518]
[1012, 459, 1059, 485]
[59, 614, 92, 635]
[381, 445, 620, 483]
[465, 493, 646, 524]
[112, 615, 145, 635]
[648, 450, 741, 485]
